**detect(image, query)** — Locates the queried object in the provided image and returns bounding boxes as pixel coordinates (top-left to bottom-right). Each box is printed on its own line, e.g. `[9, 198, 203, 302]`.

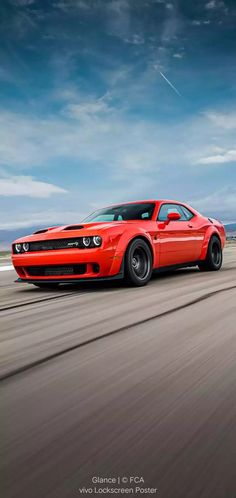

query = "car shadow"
[152, 266, 199, 281]
[17, 267, 200, 294]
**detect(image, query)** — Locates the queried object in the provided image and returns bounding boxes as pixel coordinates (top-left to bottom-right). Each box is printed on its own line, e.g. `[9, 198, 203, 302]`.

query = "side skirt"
[152, 261, 201, 274]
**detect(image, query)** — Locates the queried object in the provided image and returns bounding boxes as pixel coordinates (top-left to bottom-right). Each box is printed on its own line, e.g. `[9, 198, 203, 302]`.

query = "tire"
[33, 283, 59, 289]
[124, 238, 153, 286]
[198, 235, 222, 271]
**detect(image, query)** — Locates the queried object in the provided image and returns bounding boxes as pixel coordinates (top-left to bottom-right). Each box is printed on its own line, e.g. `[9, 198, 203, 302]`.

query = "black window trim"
[179, 204, 195, 221]
[83, 202, 156, 223]
[157, 202, 195, 222]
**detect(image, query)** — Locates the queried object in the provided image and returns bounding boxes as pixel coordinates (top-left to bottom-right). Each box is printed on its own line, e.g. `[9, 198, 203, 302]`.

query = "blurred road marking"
[0, 265, 14, 272]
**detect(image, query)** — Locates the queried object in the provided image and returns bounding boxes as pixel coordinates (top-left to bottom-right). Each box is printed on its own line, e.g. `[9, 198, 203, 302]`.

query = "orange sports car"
[12, 200, 226, 288]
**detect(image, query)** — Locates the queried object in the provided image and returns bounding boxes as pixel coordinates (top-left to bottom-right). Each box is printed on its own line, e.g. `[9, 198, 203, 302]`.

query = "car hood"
[13, 221, 134, 243]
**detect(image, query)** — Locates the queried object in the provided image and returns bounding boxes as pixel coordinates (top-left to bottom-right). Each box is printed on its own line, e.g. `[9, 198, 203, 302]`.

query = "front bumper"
[12, 246, 124, 282]
[15, 272, 124, 284]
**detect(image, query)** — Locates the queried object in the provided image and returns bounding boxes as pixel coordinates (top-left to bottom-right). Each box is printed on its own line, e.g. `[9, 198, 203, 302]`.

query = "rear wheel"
[198, 235, 222, 271]
[124, 238, 153, 286]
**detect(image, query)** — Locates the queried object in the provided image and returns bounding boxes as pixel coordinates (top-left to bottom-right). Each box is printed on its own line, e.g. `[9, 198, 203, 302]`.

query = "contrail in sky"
[160, 71, 181, 97]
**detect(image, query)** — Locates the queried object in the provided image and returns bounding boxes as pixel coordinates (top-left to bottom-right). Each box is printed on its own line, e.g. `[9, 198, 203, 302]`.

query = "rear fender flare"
[200, 228, 222, 260]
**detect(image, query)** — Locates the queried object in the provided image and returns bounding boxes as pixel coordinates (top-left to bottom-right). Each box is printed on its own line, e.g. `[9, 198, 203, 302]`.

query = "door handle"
[188, 224, 193, 228]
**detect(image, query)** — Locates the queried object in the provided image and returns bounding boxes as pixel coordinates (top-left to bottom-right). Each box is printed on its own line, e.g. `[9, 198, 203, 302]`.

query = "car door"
[157, 203, 197, 266]
[180, 204, 205, 260]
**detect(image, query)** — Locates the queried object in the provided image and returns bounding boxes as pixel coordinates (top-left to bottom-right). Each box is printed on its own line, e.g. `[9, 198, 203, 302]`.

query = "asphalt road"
[1, 246, 236, 498]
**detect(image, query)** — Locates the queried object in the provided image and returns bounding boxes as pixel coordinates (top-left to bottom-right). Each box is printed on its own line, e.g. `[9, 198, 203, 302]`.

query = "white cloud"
[0, 102, 235, 227]
[124, 34, 145, 45]
[205, 111, 236, 130]
[0, 176, 67, 198]
[65, 95, 113, 119]
[205, 0, 216, 8]
[193, 111, 236, 165]
[12, 0, 35, 5]
[105, 0, 130, 41]
[0, 210, 79, 230]
[205, 0, 225, 9]
[0, 105, 162, 171]
[191, 20, 211, 26]
[190, 187, 236, 220]
[166, 3, 174, 10]
[0, 174, 154, 229]
[107, 0, 126, 12]
[54, 0, 91, 12]
[0, 100, 235, 234]
[196, 149, 236, 164]
[173, 53, 183, 59]
[0, 103, 235, 175]
[161, 11, 180, 44]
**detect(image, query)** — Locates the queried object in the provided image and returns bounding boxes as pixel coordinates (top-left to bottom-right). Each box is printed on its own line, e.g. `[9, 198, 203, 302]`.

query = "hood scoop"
[34, 228, 49, 234]
[33, 226, 58, 235]
[63, 225, 84, 231]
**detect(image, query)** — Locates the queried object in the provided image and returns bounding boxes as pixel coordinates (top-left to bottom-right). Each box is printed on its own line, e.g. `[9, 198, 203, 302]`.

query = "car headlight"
[93, 236, 102, 247]
[82, 236, 102, 248]
[15, 243, 22, 253]
[23, 242, 29, 252]
[83, 237, 92, 247]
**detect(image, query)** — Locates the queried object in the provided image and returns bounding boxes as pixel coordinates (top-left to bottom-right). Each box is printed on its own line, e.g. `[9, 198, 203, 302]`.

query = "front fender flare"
[109, 229, 154, 275]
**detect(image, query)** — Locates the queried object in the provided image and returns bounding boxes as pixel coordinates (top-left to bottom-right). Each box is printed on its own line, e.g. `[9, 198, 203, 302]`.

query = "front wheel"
[198, 235, 222, 271]
[124, 238, 153, 286]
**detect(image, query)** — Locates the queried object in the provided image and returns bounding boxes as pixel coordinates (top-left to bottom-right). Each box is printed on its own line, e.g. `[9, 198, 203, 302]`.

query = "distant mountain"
[224, 223, 236, 233]
[0, 226, 57, 250]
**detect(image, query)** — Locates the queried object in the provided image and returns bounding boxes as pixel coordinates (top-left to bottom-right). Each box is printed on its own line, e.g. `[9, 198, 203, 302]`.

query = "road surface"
[1, 246, 236, 498]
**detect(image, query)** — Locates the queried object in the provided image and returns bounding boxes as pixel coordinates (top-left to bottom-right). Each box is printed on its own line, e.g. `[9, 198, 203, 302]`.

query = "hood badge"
[67, 241, 79, 247]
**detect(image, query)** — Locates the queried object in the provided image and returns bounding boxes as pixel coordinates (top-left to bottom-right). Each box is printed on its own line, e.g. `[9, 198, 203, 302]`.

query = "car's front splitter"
[15, 267, 124, 284]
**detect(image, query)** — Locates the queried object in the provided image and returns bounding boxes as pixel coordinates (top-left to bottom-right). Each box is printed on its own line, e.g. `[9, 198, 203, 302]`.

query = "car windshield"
[83, 203, 155, 222]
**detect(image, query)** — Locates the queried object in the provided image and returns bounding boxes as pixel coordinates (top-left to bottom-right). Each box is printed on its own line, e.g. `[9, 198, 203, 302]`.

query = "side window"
[180, 205, 194, 220]
[157, 203, 184, 221]
[141, 211, 151, 219]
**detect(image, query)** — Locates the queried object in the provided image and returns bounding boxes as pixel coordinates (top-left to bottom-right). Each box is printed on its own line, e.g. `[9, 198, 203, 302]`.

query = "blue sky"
[0, 0, 236, 230]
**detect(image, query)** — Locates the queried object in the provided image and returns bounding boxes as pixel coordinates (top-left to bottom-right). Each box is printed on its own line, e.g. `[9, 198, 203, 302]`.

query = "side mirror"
[166, 211, 181, 224]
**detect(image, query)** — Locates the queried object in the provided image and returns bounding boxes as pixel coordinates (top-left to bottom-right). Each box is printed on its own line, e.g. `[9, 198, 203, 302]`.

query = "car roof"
[103, 200, 190, 206]
[100, 200, 199, 216]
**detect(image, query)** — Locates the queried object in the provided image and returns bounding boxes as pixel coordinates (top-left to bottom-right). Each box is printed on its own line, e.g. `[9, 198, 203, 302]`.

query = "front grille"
[27, 264, 87, 276]
[28, 238, 84, 252]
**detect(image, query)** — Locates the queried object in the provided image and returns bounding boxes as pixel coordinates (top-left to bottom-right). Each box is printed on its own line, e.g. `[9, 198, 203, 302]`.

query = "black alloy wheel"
[198, 235, 222, 271]
[124, 238, 153, 286]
